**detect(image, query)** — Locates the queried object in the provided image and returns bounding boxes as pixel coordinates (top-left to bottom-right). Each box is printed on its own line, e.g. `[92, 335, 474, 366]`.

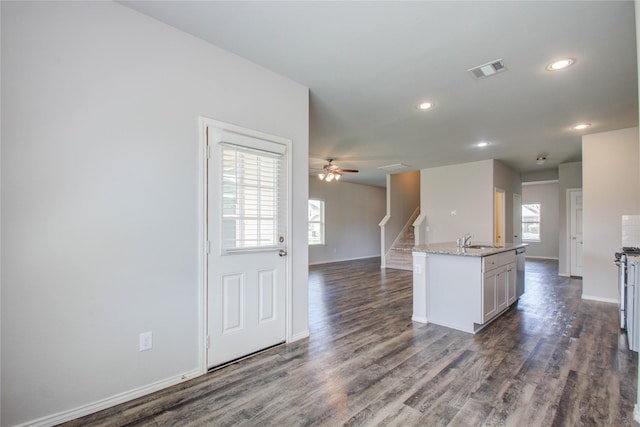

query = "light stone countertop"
[412, 242, 527, 257]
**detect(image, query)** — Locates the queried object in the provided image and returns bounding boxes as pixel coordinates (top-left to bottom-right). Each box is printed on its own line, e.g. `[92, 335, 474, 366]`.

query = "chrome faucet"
[463, 234, 472, 246]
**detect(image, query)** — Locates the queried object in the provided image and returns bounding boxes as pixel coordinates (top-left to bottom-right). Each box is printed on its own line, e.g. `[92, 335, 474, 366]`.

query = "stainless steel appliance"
[615, 247, 640, 351]
[615, 251, 627, 329]
[627, 255, 640, 352]
[516, 246, 526, 298]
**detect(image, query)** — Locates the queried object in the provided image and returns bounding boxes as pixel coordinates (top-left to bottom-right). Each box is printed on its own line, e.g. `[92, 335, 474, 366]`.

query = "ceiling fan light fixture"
[318, 159, 358, 182]
[546, 58, 574, 71]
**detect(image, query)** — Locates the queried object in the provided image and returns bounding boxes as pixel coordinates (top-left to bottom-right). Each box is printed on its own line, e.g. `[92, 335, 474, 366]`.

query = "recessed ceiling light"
[572, 122, 591, 130]
[546, 58, 574, 71]
[417, 101, 434, 111]
[476, 141, 489, 148]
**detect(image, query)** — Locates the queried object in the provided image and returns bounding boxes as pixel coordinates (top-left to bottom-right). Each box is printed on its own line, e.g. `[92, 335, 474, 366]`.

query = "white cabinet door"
[496, 267, 509, 313]
[482, 251, 518, 325]
[483, 261, 515, 324]
[507, 262, 517, 304]
[483, 270, 498, 323]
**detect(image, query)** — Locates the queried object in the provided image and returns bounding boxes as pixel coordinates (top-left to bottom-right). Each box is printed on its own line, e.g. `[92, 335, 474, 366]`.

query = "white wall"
[383, 171, 420, 254]
[558, 162, 583, 275]
[309, 179, 385, 264]
[421, 160, 494, 243]
[583, 127, 640, 302]
[521, 169, 559, 183]
[1, 2, 309, 425]
[421, 159, 520, 245]
[522, 182, 560, 259]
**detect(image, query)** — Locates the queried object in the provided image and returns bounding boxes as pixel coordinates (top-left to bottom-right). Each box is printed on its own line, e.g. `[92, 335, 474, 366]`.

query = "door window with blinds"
[220, 142, 286, 253]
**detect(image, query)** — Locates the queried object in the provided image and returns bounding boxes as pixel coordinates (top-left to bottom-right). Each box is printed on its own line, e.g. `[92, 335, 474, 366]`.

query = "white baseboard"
[581, 294, 619, 304]
[525, 256, 559, 260]
[635, 403, 640, 423]
[289, 330, 310, 342]
[411, 315, 428, 324]
[309, 255, 380, 266]
[17, 368, 202, 427]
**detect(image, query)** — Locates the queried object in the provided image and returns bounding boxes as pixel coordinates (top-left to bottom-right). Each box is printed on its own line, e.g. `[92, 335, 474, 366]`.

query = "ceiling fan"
[317, 159, 359, 182]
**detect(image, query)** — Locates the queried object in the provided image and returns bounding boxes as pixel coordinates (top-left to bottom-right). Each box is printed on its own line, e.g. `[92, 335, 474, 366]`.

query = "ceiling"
[121, 1, 638, 187]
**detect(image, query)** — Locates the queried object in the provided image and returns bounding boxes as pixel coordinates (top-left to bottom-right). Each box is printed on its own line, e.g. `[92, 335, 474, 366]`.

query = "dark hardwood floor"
[62, 258, 638, 426]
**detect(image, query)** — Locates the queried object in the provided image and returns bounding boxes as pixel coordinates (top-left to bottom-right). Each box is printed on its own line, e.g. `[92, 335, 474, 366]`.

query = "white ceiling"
[121, 1, 638, 187]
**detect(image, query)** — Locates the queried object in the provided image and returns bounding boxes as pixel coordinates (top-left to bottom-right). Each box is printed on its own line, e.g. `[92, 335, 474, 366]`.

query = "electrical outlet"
[139, 331, 153, 352]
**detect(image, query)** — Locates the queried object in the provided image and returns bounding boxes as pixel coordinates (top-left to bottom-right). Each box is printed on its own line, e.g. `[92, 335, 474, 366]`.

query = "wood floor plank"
[61, 258, 639, 427]
[447, 397, 494, 426]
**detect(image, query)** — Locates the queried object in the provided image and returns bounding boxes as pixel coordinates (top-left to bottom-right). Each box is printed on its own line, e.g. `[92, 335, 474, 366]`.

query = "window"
[308, 199, 325, 245]
[522, 203, 541, 242]
[221, 143, 285, 252]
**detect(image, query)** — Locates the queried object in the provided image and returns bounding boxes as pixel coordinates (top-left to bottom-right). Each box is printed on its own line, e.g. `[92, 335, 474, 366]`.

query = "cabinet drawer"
[482, 250, 515, 272]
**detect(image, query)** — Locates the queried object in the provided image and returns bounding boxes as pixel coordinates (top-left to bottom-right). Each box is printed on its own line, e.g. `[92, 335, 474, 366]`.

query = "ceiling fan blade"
[337, 169, 359, 173]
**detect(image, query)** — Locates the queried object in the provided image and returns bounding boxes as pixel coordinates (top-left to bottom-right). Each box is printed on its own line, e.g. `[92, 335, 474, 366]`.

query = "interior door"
[513, 193, 522, 244]
[569, 190, 583, 277]
[206, 123, 288, 368]
[495, 188, 506, 246]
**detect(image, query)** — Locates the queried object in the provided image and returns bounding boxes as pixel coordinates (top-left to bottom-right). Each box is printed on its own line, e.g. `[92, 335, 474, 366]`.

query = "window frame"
[220, 142, 285, 254]
[308, 199, 325, 246]
[522, 203, 541, 242]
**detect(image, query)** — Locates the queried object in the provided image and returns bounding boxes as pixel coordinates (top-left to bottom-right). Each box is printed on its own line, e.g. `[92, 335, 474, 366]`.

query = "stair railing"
[384, 206, 420, 266]
[378, 214, 391, 268]
[413, 211, 428, 246]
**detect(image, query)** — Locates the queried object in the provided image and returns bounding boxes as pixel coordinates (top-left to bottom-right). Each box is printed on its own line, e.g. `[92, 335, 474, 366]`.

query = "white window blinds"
[221, 142, 285, 253]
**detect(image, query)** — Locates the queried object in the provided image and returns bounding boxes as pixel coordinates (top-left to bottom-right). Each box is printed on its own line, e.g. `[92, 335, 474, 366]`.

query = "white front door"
[569, 189, 583, 277]
[513, 194, 522, 244]
[205, 121, 289, 368]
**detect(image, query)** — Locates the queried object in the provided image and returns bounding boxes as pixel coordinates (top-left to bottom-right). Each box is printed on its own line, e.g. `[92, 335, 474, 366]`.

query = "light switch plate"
[139, 331, 153, 352]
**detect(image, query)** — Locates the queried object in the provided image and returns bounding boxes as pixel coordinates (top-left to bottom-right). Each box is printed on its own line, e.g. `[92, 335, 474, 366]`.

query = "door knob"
[279, 249, 288, 257]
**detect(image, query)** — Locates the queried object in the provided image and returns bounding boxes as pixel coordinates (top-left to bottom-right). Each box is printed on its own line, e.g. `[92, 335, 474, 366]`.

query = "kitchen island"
[412, 242, 526, 334]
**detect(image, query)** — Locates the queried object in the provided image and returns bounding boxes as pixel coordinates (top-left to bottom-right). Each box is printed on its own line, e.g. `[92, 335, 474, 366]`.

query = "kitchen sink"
[464, 244, 501, 249]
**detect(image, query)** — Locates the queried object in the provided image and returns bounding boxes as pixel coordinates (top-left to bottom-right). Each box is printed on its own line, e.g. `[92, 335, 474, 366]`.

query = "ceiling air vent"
[468, 59, 506, 79]
[378, 163, 409, 171]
